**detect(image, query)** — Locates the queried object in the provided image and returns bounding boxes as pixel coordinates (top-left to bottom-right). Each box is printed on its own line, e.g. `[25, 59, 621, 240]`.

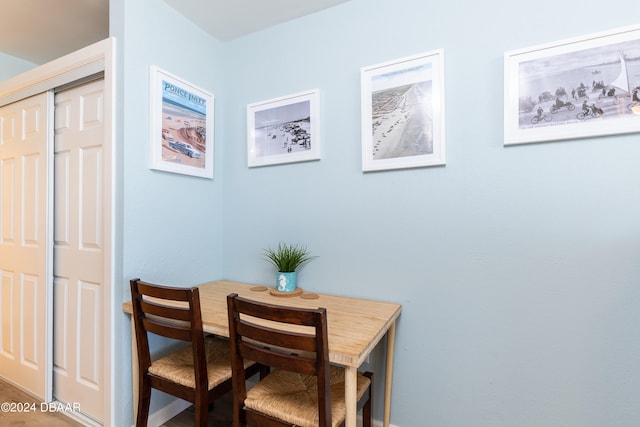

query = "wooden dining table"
[122, 280, 402, 427]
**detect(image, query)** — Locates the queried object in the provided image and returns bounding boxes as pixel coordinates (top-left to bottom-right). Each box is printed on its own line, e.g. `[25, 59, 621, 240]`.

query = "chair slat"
[142, 318, 193, 341]
[239, 341, 318, 376]
[140, 299, 193, 322]
[136, 281, 192, 302]
[237, 320, 319, 353]
[234, 296, 320, 326]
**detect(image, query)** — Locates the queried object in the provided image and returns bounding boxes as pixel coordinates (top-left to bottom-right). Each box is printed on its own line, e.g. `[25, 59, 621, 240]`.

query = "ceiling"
[164, 0, 350, 40]
[0, 0, 350, 65]
[0, 0, 109, 64]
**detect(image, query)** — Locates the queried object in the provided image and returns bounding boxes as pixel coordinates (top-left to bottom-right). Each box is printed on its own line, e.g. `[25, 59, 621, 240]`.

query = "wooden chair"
[227, 293, 373, 427]
[130, 279, 262, 427]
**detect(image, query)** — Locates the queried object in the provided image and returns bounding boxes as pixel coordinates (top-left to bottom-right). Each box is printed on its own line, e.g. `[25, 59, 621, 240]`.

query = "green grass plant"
[263, 242, 317, 272]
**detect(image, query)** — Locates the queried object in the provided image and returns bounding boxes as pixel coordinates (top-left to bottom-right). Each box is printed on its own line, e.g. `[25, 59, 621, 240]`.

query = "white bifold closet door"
[0, 92, 52, 401]
[53, 78, 105, 423]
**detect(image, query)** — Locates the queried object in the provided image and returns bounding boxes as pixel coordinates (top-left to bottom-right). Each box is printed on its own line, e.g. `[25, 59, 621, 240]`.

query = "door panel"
[78, 280, 100, 388]
[0, 93, 51, 400]
[53, 79, 104, 423]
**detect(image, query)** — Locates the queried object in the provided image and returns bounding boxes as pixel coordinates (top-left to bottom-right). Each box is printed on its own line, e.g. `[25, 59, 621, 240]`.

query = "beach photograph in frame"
[247, 89, 320, 167]
[504, 25, 640, 146]
[361, 50, 445, 172]
[149, 66, 214, 178]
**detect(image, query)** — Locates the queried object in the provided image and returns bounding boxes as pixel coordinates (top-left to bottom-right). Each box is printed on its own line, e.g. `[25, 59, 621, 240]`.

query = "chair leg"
[363, 397, 372, 427]
[363, 373, 373, 427]
[232, 393, 245, 427]
[195, 391, 209, 427]
[194, 405, 209, 427]
[259, 363, 270, 379]
[136, 382, 152, 427]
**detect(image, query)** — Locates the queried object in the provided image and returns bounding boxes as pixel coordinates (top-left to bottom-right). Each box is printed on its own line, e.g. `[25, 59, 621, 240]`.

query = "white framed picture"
[149, 66, 214, 178]
[247, 89, 320, 167]
[504, 25, 640, 146]
[361, 50, 445, 172]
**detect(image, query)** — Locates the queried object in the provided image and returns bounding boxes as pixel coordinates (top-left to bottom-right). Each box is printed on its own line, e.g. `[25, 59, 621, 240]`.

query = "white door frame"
[0, 38, 115, 426]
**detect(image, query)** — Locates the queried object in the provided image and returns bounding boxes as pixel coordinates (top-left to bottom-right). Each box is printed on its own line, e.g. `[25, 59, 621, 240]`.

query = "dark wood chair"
[227, 292, 373, 427]
[130, 279, 262, 427]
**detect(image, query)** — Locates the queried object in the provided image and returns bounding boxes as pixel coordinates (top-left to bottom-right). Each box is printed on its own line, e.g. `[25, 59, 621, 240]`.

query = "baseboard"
[368, 415, 399, 427]
[145, 398, 191, 427]
[62, 407, 102, 427]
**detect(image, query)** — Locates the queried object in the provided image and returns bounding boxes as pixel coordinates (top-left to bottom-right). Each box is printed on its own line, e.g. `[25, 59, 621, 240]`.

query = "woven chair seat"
[245, 365, 371, 427]
[149, 336, 252, 390]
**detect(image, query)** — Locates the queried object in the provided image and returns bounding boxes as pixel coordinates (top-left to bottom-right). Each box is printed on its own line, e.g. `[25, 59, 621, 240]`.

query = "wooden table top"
[123, 280, 402, 367]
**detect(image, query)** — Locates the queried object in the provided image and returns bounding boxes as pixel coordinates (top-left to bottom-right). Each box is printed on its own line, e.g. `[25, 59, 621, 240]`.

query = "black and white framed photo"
[247, 89, 320, 167]
[149, 66, 214, 178]
[504, 25, 640, 146]
[361, 50, 445, 172]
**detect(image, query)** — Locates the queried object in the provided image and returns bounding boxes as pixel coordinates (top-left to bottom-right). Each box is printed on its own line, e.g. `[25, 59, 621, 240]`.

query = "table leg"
[344, 366, 357, 427]
[384, 321, 397, 427]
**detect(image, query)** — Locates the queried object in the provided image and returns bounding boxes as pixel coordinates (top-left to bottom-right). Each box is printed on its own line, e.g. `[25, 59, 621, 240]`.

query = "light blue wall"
[111, 0, 226, 424]
[118, 0, 225, 284]
[0, 52, 36, 81]
[110, 0, 640, 424]
[219, 0, 640, 425]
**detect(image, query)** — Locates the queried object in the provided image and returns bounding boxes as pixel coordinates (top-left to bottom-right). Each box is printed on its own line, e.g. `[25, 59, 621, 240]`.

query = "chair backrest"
[226, 293, 332, 426]
[130, 278, 207, 388]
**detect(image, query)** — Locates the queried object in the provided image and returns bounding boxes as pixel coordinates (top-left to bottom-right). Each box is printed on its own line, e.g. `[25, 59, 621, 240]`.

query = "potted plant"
[263, 242, 317, 292]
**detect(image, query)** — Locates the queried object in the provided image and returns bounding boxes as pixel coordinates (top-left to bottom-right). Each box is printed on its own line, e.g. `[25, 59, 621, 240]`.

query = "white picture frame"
[247, 89, 320, 167]
[149, 66, 214, 178]
[504, 25, 640, 146]
[361, 50, 445, 172]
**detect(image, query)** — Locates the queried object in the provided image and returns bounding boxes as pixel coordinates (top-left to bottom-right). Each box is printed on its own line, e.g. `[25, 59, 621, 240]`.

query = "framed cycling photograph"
[361, 50, 445, 171]
[504, 25, 640, 146]
[149, 66, 214, 178]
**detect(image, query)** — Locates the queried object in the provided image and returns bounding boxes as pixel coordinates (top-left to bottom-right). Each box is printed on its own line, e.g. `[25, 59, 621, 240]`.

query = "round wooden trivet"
[300, 293, 319, 299]
[269, 287, 303, 297]
[250, 286, 268, 292]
